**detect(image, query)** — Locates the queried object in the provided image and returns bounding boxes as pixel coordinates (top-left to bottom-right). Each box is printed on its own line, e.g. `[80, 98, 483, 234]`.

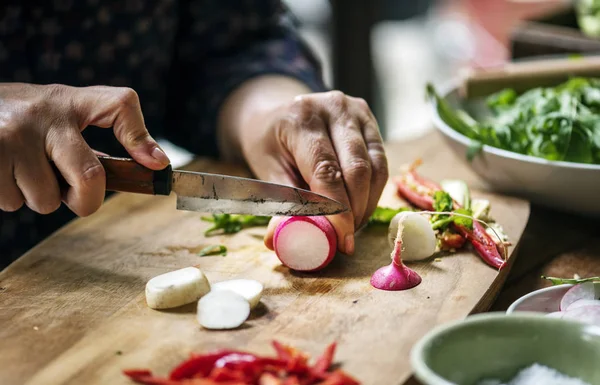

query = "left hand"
[241, 90, 389, 255]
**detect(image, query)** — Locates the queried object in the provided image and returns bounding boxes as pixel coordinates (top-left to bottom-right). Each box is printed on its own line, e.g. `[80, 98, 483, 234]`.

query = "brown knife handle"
[51, 156, 172, 196]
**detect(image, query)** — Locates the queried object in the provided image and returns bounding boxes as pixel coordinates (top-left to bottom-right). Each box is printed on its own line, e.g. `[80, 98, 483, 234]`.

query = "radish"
[562, 305, 600, 326]
[545, 311, 565, 318]
[560, 282, 596, 311]
[371, 213, 430, 291]
[273, 216, 337, 272]
[211, 279, 263, 309]
[196, 290, 250, 330]
[145, 267, 211, 310]
[387, 212, 437, 261]
[566, 299, 600, 312]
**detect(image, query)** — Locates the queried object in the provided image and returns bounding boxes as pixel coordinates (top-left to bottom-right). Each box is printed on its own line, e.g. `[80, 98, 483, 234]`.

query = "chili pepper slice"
[169, 350, 240, 380]
[316, 370, 360, 385]
[312, 343, 336, 375]
[393, 177, 435, 211]
[259, 372, 284, 385]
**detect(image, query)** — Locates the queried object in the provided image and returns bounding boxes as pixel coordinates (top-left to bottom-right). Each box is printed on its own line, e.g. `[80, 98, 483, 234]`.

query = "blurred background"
[283, 0, 572, 142]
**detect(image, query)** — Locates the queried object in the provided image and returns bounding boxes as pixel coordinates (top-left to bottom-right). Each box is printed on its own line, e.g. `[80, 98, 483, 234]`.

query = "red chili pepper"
[393, 177, 435, 211]
[311, 343, 336, 375]
[169, 350, 239, 380]
[122, 370, 178, 385]
[316, 370, 360, 385]
[259, 372, 284, 385]
[454, 221, 505, 269]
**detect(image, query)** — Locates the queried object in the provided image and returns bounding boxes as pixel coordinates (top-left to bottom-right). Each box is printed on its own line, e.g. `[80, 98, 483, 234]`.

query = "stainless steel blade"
[171, 170, 348, 216]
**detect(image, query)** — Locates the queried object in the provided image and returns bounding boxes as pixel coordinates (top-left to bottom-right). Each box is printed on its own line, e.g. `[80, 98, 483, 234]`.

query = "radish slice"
[566, 299, 600, 312]
[545, 311, 565, 318]
[196, 290, 250, 330]
[273, 216, 337, 272]
[146, 267, 211, 310]
[387, 212, 436, 261]
[562, 305, 600, 326]
[560, 283, 596, 311]
[211, 279, 263, 309]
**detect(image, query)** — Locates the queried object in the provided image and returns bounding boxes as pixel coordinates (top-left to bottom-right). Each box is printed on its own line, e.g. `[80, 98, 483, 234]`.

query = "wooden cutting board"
[0, 133, 530, 385]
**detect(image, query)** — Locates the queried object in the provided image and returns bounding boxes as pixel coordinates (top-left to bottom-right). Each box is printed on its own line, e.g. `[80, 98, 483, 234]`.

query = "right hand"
[0, 83, 170, 216]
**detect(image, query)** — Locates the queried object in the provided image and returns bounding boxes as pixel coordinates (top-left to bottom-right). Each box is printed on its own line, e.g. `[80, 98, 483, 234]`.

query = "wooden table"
[1, 131, 599, 385]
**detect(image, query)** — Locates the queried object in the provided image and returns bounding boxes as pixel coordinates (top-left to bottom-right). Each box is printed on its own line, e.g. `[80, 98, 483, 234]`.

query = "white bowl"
[507, 282, 600, 314]
[430, 82, 600, 217]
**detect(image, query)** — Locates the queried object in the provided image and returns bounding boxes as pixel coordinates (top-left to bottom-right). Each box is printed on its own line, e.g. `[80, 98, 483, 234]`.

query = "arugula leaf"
[198, 245, 227, 256]
[202, 214, 270, 236]
[433, 191, 453, 212]
[368, 206, 411, 225]
[452, 208, 473, 229]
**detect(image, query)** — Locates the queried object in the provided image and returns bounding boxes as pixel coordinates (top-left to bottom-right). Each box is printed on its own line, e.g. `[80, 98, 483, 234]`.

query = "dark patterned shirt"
[0, 0, 327, 268]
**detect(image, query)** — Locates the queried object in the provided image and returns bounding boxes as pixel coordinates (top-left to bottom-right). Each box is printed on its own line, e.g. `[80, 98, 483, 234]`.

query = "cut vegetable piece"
[566, 299, 600, 311]
[197, 290, 250, 330]
[387, 212, 436, 261]
[563, 305, 600, 326]
[145, 267, 211, 310]
[371, 215, 422, 291]
[440, 179, 470, 208]
[273, 216, 337, 272]
[471, 199, 491, 221]
[545, 311, 565, 318]
[211, 279, 263, 309]
[560, 282, 596, 311]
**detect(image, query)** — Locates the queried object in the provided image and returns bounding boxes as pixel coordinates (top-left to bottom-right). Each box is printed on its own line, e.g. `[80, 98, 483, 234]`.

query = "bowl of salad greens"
[427, 77, 600, 217]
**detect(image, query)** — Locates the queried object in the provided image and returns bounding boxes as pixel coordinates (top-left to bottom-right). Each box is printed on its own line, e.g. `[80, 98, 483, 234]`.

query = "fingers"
[0, 156, 25, 212]
[264, 216, 285, 250]
[46, 127, 106, 217]
[281, 102, 355, 255]
[350, 97, 389, 228]
[72, 86, 170, 170]
[12, 139, 62, 215]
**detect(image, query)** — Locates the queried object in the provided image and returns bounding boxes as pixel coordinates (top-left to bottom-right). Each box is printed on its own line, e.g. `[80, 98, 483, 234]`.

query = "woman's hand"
[0, 83, 169, 216]
[218, 76, 389, 255]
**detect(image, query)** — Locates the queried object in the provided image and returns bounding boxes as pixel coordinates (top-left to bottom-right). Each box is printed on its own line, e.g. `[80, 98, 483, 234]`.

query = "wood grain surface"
[0, 133, 531, 385]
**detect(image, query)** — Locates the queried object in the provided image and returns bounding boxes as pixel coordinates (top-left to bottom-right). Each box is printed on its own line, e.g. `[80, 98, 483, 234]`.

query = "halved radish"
[560, 283, 596, 311]
[211, 279, 263, 309]
[196, 290, 250, 330]
[566, 299, 600, 312]
[145, 267, 211, 310]
[273, 216, 337, 272]
[563, 305, 600, 326]
[387, 211, 437, 261]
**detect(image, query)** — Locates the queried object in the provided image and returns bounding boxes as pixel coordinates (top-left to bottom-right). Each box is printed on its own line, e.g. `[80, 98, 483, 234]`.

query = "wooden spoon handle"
[460, 56, 600, 98]
[51, 156, 172, 196]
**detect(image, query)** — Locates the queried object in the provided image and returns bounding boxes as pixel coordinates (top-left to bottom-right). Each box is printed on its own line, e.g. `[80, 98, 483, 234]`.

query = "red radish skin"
[370, 229, 422, 291]
[273, 216, 337, 272]
[560, 282, 596, 311]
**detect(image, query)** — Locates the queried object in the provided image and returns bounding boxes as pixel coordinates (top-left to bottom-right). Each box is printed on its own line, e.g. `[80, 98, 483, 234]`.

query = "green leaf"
[433, 191, 453, 213]
[203, 214, 270, 236]
[198, 245, 227, 256]
[466, 141, 483, 162]
[452, 208, 473, 229]
[541, 275, 600, 285]
[368, 207, 411, 225]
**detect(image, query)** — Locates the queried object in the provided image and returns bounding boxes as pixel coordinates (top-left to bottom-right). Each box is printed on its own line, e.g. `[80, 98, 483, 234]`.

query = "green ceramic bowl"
[410, 312, 600, 385]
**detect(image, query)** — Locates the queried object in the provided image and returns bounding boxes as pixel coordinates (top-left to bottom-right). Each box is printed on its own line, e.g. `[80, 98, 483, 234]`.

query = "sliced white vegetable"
[211, 279, 263, 309]
[563, 305, 600, 326]
[485, 222, 509, 244]
[560, 282, 596, 311]
[566, 299, 600, 311]
[197, 290, 250, 330]
[545, 311, 565, 318]
[440, 179, 469, 207]
[146, 267, 211, 310]
[471, 199, 491, 221]
[387, 211, 436, 261]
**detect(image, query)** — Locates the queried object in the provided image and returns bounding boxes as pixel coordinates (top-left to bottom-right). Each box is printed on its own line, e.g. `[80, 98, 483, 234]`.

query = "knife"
[52, 156, 348, 217]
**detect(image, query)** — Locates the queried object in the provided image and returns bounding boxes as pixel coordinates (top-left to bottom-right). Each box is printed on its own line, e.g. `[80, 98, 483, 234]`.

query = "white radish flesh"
[197, 290, 250, 330]
[545, 311, 565, 318]
[146, 267, 211, 309]
[273, 216, 337, 272]
[440, 179, 469, 207]
[560, 282, 596, 311]
[566, 299, 600, 311]
[387, 211, 436, 261]
[211, 279, 263, 309]
[563, 305, 600, 326]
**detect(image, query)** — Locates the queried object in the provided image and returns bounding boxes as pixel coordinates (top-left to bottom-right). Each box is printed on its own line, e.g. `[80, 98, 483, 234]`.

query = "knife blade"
[54, 156, 349, 217]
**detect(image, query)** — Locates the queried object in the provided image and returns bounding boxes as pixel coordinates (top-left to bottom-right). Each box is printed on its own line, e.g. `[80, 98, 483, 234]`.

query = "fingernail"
[151, 146, 170, 164]
[345, 234, 355, 255]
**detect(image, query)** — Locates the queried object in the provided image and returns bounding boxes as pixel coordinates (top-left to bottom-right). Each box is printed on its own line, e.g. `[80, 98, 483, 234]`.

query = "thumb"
[72, 86, 170, 170]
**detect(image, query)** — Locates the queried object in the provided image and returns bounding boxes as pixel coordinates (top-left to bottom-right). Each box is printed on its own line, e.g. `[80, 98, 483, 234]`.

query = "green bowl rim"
[409, 312, 597, 385]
